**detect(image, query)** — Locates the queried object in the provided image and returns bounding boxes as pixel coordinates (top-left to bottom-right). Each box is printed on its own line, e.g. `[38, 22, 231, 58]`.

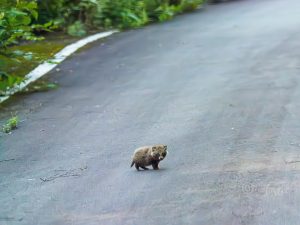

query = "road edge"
[0, 30, 118, 104]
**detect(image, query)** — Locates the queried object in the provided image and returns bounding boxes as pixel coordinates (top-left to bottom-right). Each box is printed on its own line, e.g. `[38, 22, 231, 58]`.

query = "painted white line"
[0, 30, 118, 104]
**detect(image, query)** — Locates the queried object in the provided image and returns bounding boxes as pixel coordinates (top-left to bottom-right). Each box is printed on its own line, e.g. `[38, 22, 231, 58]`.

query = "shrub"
[0, 0, 42, 48]
[0, 0, 41, 93]
[99, 0, 149, 29]
[67, 21, 87, 36]
[37, 0, 205, 31]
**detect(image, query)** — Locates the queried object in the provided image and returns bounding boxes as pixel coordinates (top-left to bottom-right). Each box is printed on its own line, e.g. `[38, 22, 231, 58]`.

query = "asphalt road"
[2, 0, 300, 224]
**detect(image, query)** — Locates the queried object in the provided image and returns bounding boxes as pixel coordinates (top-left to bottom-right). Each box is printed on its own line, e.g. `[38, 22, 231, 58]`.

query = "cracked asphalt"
[1, 0, 300, 224]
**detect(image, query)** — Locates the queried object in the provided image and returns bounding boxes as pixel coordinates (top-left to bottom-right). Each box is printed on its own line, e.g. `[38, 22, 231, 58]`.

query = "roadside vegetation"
[0, 0, 205, 96]
[2, 114, 19, 133]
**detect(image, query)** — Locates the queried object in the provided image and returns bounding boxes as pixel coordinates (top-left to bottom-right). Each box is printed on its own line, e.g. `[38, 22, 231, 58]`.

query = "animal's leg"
[152, 162, 159, 170]
[140, 166, 149, 170]
[135, 164, 140, 171]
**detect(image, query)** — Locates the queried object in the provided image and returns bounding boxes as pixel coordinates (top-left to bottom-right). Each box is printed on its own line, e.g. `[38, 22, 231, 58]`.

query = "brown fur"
[130, 144, 168, 171]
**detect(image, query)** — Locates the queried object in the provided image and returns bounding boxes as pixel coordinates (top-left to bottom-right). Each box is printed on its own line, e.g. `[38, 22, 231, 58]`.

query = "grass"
[0, 33, 79, 95]
[1, 33, 77, 79]
[2, 115, 19, 133]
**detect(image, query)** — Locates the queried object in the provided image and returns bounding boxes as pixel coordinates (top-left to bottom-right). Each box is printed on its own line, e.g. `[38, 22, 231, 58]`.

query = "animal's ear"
[164, 145, 167, 150]
[152, 146, 157, 151]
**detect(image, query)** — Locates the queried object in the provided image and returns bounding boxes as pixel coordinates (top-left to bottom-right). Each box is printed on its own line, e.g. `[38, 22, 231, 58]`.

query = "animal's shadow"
[135, 167, 167, 172]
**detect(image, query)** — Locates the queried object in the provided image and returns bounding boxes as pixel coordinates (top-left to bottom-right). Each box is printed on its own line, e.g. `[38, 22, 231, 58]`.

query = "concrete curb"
[0, 30, 118, 104]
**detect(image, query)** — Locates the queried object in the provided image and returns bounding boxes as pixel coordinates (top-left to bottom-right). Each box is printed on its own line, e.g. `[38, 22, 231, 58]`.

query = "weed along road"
[2, 0, 300, 224]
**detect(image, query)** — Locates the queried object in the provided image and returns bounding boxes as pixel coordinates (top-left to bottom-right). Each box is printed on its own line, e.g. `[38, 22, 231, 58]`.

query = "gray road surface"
[2, 0, 300, 224]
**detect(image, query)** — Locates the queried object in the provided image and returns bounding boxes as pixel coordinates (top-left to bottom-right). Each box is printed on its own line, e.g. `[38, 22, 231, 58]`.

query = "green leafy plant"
[67, 21, 87, 36]
[36, 0, 205, 31]
[0, 0, 56, 95]
[155, 4, 177, 21]
[2, 115, 19, 133]
[100, 0, 149, 29]
[0, 71, 23, 96]
[37, 0, 103, 31]
[0, 0, 42, 49]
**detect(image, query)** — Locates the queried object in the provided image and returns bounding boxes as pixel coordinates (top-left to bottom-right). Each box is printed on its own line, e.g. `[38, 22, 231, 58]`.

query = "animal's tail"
[130, 161, 134, 167]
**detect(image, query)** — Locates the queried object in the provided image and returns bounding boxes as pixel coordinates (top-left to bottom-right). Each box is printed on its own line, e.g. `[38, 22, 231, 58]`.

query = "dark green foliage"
[100, 0, 148, 28]
[1, 0, 205, 43]
[0, 0, 41, 48]
[0, 71, 22, 96]
[36, 0, 205, 32]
